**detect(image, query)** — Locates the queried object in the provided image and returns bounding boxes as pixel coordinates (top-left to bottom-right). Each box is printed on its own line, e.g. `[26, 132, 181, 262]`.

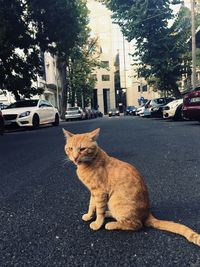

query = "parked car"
[93, 109, 103, 118]
[0, 109, 5, 135]
[65, 107, 86, 121]
[84, 108, 93, 119]
[136, 102, 149, 117]
[126, 106, 137, 116]
[143, 97, 174, 117]
[98, 111, 103, 117]
[2, 99, 59, 129]
[182, 89, 200, 122]
[0, 103, 8, 110]
[91, 108, 102, 118]
[108, 108, 120, 117]
[163, 98, 183, 121]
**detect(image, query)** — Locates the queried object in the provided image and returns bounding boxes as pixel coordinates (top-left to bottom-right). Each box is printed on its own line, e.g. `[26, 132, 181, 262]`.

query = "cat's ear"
[62, 128, 74, 139]
[89, 128, 100, 141]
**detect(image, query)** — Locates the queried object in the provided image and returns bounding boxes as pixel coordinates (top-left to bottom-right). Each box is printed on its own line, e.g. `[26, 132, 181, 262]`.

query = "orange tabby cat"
[63, 128, 200, 246]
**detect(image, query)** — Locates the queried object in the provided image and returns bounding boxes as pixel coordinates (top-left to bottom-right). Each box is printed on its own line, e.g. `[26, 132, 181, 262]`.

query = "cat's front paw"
[89, 221, 101, 231]
[82, 213, 93, 221]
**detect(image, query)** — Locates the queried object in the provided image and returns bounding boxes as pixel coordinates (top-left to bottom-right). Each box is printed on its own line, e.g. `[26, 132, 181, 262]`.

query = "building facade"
[0, 52, 61, 108]
[38, 52, 61, 109]
[87, 0, 159, 112]
[87, 0, 116, 114]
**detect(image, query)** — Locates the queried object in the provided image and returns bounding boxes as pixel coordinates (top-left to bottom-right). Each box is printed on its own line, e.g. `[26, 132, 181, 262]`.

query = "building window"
[101, 61, 109, 68]
[138, 85, 148, 92]
[143, 85, 148, 92]
[102, 75, 110, 81]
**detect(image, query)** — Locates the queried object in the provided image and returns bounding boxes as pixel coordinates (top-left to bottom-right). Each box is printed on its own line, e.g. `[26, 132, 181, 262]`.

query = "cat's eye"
[80, 147, 86, 151]
[67, 147, 73, 151]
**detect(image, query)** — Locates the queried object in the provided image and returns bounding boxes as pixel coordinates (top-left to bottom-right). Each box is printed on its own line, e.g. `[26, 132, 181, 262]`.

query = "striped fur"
[63, 128, 200, 246]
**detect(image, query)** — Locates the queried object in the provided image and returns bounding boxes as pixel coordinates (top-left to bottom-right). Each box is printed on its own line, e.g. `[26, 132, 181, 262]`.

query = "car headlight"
[19, 111, 31, 118]
[152, 107, 159, 111]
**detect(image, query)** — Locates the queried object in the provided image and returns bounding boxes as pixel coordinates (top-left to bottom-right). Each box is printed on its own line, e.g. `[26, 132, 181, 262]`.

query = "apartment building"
[0, 52, 60, 108]
[87, 0, 116, 114]
[87, 0, 159, 112]
[38, 52, 61, 109]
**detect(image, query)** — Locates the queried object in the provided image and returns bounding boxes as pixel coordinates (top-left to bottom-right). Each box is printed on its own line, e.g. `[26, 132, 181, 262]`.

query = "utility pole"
[191, 0, 197, 90]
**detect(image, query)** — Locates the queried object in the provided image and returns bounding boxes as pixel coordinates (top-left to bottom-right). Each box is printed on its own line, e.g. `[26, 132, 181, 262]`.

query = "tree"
[27, 0, 89, 118]
[100, 0, 191, 97]
[0, 0, 88, 110]
[68, 37, 102, 108]
[0, 0, 43, 100]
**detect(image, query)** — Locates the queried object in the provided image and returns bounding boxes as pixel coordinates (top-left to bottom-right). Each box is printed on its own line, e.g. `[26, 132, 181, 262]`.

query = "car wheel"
[52, 113, 59, 126]
[32, 114, 40, 129]
[173, 105, 183, 121]
[0, 118, 5, 135]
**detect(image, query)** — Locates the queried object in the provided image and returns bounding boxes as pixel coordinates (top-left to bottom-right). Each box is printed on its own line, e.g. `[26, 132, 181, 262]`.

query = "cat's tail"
[145, 213, 200, 246]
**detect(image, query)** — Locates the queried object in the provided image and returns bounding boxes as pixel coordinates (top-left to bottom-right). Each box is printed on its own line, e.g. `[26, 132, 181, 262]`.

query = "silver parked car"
[65, 107, 86, 121]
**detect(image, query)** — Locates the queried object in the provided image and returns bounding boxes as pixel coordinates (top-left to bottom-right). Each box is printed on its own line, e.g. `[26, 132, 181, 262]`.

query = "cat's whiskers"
[61, 156, 73, 168]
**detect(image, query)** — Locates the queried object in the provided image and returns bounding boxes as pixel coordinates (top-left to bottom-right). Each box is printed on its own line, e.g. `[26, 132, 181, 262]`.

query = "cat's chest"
[76, 166, 105, 190]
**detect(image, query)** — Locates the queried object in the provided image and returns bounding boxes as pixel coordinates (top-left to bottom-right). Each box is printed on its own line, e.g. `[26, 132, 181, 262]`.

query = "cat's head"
[63, 128, 100, 165]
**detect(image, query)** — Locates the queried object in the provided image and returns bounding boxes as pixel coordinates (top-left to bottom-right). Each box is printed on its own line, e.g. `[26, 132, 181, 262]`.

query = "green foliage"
[68, 37, 102, 107]
[0, 0, 86, 100]
[0, 0, 42, 99]
[196, 48, 200, 68]
[101, 0, 191, 97]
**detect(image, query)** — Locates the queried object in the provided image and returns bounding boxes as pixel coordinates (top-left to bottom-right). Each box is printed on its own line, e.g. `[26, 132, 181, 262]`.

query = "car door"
[44, 100, 55, 122]
[38, 100, 48, 123]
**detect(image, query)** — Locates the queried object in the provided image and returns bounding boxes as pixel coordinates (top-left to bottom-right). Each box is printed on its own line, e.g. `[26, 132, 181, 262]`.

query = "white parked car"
[65, 107, 86, 121]
[143, 97, 174, 117]
[2, 99, 59, 129]
[136, 101, 150, 117]
[163, 98, 183, 121]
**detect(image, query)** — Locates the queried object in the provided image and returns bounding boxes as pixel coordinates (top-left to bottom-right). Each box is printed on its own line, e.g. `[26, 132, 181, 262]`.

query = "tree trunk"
[58, 58, 69, 120]
[13, 90, 21, 101]
[172, 84, 182, 98]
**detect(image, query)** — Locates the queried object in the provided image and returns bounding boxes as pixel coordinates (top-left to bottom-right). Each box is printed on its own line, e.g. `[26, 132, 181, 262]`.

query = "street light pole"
[191, 0, 197, 90]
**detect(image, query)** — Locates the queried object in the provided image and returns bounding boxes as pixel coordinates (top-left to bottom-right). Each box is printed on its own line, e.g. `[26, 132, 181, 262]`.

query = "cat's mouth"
[74, 157, 92, 165]
[74, 158, 81, 165]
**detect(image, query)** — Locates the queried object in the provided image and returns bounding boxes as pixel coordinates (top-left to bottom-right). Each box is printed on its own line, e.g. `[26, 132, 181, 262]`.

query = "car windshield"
[154, 98, 166, 104]
[127, 106, 135, 109]
[6, 100, 39, 108]
[67, 107, 79, 111]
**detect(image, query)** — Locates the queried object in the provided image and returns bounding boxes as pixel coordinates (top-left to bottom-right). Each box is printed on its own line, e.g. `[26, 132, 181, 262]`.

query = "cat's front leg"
[82, 194, 96, 221]
[89, 193, 107, 231]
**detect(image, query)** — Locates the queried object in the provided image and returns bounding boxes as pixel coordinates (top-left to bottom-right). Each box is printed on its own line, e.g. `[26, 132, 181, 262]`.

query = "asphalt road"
[0, 116, 200, 267]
